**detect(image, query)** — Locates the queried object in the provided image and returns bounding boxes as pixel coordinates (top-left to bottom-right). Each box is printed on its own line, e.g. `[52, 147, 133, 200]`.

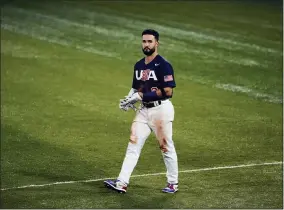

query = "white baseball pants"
[118, 99, 178, 185]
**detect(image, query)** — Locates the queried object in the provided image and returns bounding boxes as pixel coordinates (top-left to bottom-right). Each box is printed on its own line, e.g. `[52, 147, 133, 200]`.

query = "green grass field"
[1, 0, 283, 208]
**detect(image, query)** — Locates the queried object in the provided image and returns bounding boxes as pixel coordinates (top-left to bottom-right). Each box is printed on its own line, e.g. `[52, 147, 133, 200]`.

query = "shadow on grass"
[1, 123, 106, 186]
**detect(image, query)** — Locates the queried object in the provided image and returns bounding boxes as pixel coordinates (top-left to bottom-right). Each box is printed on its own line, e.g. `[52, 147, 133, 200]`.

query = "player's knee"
[126, 142, 142, 156]
[129, 135, 138, 144]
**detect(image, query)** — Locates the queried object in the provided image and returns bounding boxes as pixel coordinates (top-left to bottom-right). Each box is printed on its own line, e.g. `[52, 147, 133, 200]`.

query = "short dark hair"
[142, 29, 159, 41]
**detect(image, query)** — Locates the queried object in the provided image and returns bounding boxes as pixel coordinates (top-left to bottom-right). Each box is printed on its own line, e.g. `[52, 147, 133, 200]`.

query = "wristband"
[142, 91, 161, 102]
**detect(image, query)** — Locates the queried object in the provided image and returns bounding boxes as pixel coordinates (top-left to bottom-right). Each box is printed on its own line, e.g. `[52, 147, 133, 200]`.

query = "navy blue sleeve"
[132, 64, 139, 89]
[160, 62, 176, 88]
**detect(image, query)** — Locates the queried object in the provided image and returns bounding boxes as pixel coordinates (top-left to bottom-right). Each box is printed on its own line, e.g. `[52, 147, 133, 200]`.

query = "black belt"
[142, 100, 162, 108]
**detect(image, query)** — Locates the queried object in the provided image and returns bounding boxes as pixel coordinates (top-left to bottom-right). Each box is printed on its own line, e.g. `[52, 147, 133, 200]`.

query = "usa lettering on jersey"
[135, 69, 158, 81]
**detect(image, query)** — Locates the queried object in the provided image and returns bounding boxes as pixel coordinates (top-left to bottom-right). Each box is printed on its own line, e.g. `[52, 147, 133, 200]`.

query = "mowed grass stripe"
[1, 23, 121, 59]
[14, 1, 282, 51]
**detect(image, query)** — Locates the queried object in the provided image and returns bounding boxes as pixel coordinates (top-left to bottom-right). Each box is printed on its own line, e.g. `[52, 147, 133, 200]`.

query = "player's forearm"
[138, 87, 173, 102]
[138, 91, 161, 102]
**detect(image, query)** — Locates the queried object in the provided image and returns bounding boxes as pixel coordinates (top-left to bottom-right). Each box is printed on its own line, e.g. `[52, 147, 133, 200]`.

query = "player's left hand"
[120, 92, 142, 106]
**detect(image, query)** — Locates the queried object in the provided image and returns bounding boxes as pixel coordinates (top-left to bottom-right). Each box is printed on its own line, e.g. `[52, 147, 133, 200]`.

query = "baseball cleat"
[162, 183, 178, 193]
[104, 179, 127, 193]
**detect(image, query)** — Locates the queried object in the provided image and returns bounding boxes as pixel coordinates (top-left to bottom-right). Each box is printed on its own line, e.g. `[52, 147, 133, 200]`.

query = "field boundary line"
[1, 161, 282, 191]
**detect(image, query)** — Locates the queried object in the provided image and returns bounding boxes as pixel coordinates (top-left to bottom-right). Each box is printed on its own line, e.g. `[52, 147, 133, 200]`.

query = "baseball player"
[104, 29, 178, 194]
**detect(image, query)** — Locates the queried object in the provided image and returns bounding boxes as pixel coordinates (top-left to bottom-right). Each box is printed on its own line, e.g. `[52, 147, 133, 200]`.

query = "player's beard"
[142, 47, 155, 56]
